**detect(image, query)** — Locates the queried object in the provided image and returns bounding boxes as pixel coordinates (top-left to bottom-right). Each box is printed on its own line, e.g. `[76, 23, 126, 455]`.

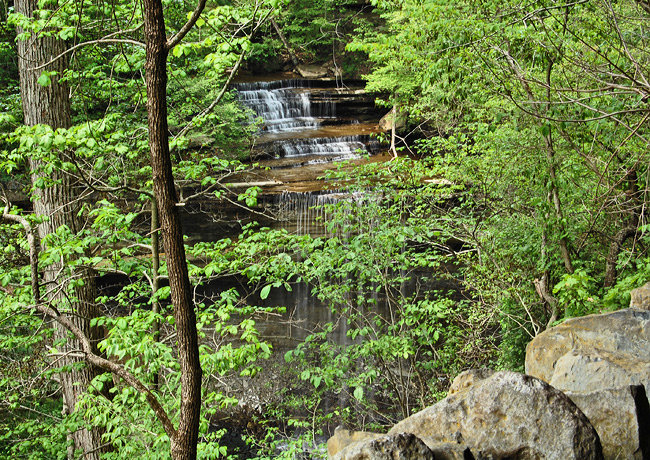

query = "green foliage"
[3, 0, 650, 457]
[553, 270, 600, 318]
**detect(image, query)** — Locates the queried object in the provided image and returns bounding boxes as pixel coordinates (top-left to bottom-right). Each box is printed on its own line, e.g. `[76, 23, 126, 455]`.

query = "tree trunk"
[542, 61, 573, 275]
[142, 0, 202, 457]
[271, 17, 299, 68]
[15, 0, 106, 458]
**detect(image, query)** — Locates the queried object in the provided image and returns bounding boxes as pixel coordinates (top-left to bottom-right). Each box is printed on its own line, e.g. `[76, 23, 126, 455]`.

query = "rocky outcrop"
[525, 308, 650, 459]
[296, 64, 329, 78]
[386, 371, 602, 460]
[329, 307, 650, 460]
[525, 308, 650, 391]
[331, 433, 436, 460]
[630, 281, 650, 310]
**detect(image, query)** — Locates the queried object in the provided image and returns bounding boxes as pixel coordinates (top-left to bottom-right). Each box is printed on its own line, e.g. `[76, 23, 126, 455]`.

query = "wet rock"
[388, 371, 603, 460]
[566, 385, 650, 460]
[296, 64, 329, 78]
[331, 432, 435, 460]
[630, 282, 650, 310]
[525, 308, 650, 392]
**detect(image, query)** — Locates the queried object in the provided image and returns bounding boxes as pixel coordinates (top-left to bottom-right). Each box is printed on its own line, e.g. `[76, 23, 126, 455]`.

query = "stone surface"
[428, 442, 476, 460]
[630, 282, 650, 310]
[525, 308, 650, 459]
[331, 432, 435, 460]
[327, 427, 382, 458]
[448, 368, 495, 395]
[378, 109, 407, 131]
[525, 308, 650, 392]
[549, 349, 649, 393]
[296, 64, 329, 78]
[388, 371, 603, 460]
[566, 385, 649, 460]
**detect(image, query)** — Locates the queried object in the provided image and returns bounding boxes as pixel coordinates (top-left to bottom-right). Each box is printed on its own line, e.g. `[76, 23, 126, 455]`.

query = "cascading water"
[234, 79, 374, 163]
[235, 80, 321, 132]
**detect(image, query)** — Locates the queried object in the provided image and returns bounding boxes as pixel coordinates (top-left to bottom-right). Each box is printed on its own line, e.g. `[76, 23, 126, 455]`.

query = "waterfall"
[274, 190, 378, 237]
[234, 80, 332, 133]
[235, 79, 373, 163]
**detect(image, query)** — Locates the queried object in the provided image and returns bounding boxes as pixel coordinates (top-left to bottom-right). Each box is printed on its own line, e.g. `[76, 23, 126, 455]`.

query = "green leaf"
[353, 386, 364, 401]
[260, 285, 271, 300]
[37, 72, 51, 87]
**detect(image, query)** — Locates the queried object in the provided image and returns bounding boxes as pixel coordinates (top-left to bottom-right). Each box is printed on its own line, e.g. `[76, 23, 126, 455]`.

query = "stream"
[182, 74, 415, 455]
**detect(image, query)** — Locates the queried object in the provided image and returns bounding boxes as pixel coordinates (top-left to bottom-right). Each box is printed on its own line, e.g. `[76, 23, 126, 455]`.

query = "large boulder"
[296, 64, 328, 78]
[525, 308, 650, 391]
[448, 368, 495, 395]
[387, 371, 602, 459]
[630, 282, 650, 310]
[327, 427, 382, 458]
[565, 385, 650, 460]
[378, 108, 407, 131]
[331, 432, 436, 460]
[525, 308, 650, 459]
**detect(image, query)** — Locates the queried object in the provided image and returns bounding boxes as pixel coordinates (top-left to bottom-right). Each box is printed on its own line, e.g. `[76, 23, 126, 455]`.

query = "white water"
[235, 79, 369, 161]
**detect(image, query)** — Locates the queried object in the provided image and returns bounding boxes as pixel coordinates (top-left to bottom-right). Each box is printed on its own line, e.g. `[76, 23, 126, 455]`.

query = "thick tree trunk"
[142, 0, 202, 457]
[15, 0, 106, 458]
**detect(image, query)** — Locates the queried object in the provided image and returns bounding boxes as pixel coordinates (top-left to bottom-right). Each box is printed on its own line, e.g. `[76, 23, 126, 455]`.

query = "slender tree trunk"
[542, 61, 573, 274]
[271, 17, 299, 68]
[604, 168, 641, 287]
[142, 0, 202, 457]
[390, 104, 398, 159]
[15, 0, 106, 458]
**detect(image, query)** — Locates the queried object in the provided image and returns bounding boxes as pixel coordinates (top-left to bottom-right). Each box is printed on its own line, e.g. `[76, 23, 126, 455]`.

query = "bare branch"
[166, 0, 207, 50]
[34, 301, 177, 440]
[29, 27, 145, 72]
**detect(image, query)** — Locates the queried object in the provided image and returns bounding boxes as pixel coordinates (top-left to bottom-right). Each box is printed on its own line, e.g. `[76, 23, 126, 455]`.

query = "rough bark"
[15, 1, 106, 458]
[142, 0, 203, 457]
[151, 198, 161, 388]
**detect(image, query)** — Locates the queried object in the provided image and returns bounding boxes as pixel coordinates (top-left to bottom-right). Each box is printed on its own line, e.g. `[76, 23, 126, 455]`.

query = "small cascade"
[234, 80, 334, 133]
[271, 136, 366, 163]
[274, 190, 376, 237]
[234, 78, 377, 164]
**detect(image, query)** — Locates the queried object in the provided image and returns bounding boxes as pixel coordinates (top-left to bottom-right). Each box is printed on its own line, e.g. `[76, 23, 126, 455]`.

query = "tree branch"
[1, 196, 41, 304]
[166, 0, 207, 50]
[29, 29, 145, 72]
[34, 301, 177, 439]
